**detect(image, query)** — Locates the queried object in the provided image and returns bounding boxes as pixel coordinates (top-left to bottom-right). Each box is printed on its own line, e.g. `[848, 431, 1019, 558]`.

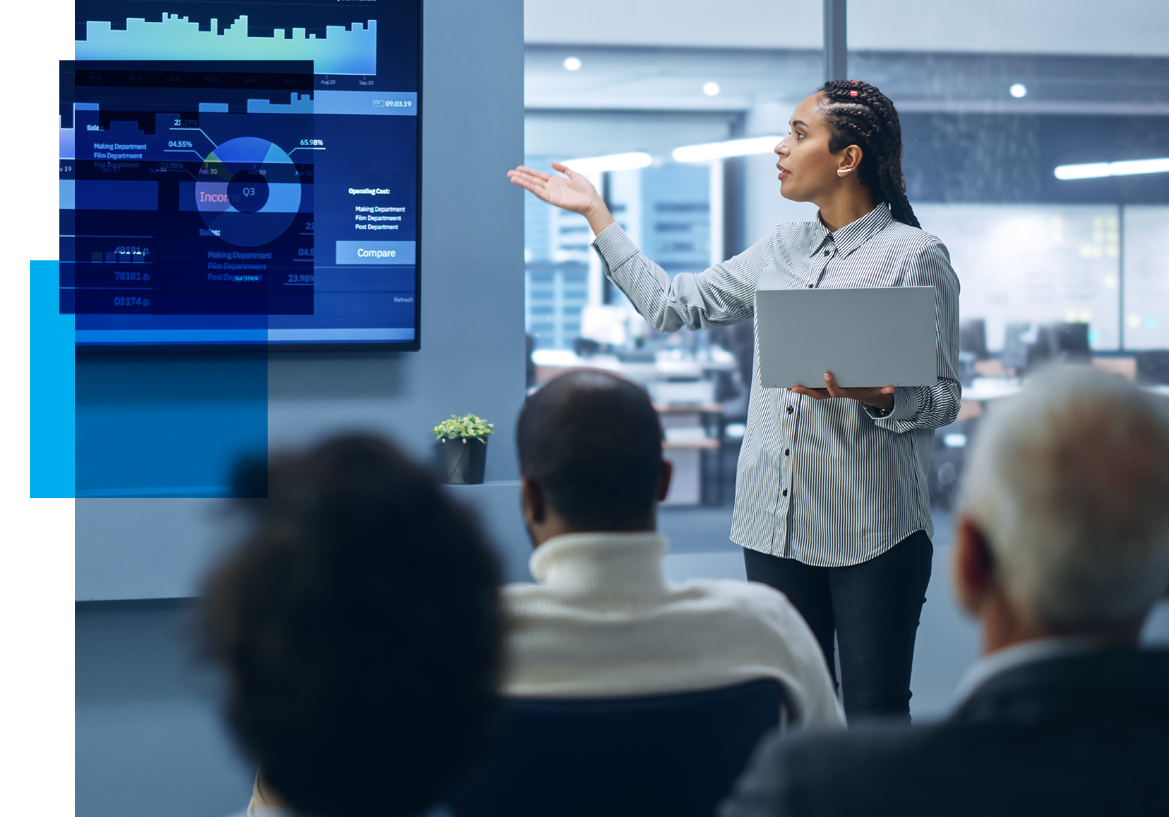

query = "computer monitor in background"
[1044, 322, 1091, 359]
[1064, 323, 1092, 356]
[1135, 350, 1169, 385]
[1001, 322, 1034, 373]
[959, 319, 988, 361]
[1027, 322, 1092, 371]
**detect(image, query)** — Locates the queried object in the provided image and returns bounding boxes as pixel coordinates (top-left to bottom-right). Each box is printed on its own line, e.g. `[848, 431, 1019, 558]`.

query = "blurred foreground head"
[517, 369, 668, 536]
[957, 366, 1169, 638]
[203, 434, 502, 817]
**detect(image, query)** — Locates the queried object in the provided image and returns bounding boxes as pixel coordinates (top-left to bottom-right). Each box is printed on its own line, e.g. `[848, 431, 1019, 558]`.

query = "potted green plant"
[433, 413, 494, 484]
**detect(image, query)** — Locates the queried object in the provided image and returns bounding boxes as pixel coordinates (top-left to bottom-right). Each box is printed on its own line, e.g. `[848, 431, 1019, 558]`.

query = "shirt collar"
[810, 203, 894, 258]
[949, 636, 1102, 713]
[529, 531, 670, 599]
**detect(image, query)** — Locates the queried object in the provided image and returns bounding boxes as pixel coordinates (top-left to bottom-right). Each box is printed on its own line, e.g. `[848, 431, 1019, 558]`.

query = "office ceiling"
[525, 46, 1169, 117]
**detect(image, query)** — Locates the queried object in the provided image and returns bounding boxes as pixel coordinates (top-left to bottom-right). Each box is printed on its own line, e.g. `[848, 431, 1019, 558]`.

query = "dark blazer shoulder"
[955, 646, 1169, 721]
[723, 649, 1169, 817]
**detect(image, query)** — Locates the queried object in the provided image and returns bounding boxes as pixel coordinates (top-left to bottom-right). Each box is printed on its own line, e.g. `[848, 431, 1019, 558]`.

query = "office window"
[1123, 206, 1169, 350]
[521, 0, 1169, 513]
[848, 0, 1169, 356]
[916, 204, 1120, 351]
[522, 137, 721, 349]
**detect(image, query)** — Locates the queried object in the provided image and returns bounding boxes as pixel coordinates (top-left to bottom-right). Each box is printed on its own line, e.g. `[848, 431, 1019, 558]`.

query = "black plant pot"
[440, 437, 488, 484]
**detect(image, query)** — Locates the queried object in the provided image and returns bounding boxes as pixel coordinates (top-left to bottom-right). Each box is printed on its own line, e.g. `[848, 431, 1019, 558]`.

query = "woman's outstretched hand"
[507, 162, 615, 235]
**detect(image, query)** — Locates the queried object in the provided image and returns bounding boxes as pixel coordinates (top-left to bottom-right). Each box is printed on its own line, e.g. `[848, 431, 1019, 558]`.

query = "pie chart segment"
[195, 137, 301, 248]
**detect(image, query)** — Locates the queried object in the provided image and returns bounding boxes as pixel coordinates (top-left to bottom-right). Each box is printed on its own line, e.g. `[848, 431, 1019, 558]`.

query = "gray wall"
[76, 600, 254, 817]
[76, 0, 526, 813]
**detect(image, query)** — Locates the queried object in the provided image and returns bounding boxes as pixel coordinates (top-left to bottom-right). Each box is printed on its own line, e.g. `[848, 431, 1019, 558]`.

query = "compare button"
[335, 240, 416, 265]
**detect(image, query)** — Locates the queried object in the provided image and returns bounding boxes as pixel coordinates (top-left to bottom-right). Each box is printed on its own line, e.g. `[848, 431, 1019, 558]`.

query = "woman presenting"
[509, 81, 960, 721]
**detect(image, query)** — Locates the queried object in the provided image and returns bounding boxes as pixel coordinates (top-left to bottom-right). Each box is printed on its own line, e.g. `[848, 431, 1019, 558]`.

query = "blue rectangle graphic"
[335, 240, 416, 265]
[314, 91, 418, 116]
[75, 180, 159, 211]
[30, 260, 76, 498]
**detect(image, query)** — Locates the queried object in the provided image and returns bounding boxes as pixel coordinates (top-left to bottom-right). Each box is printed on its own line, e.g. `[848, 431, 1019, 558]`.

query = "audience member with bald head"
[721, 365, 1169, 817]
[504, 369, 845, 727]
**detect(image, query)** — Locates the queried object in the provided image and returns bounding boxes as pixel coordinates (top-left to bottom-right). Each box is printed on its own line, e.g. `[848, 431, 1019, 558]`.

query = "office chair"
[447, 679, 785, 817]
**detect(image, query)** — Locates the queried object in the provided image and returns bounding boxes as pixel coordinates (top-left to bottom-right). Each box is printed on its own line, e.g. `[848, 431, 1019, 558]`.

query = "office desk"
[532, 351, 735, 506]
[962, 377, 1022, 402]
[533, 352, 737, 386]
[658, 404, 725, 506]
[958, 376, 1169, 422]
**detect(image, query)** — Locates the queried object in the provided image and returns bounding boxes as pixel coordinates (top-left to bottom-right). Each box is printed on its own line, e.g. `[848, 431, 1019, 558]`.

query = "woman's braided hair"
[818, 80, 920, 229]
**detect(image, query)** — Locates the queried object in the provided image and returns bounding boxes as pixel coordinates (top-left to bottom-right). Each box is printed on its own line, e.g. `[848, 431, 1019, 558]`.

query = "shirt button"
[786, 406, 794, 414]
[785, 449, 790, 456]
[783, 489, 789, 497]
[822, 250, 830, 257]
[806, 284, 814, 289]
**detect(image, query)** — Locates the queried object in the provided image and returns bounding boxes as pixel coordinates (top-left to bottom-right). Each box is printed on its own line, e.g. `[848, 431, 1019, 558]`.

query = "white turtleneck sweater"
[503, 532, 845, 728]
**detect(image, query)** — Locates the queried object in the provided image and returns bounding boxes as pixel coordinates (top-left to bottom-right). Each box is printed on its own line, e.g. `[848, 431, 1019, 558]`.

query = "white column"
[708, 159, 725, 268]
[586, 170, 605, 307]
[606, 168, 643, 312]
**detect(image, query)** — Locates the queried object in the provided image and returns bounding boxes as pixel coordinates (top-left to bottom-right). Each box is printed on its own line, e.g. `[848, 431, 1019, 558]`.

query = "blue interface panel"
[62, 0, 421, 349]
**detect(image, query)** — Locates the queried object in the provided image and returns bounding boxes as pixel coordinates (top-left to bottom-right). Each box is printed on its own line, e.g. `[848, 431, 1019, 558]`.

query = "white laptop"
[755, 286, 938, 389]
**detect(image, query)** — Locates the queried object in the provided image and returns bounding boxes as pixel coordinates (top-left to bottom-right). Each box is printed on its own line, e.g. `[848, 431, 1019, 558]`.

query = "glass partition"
[1123, 206, 1169, 350]
[916, 204, 1121, 352]
[521, 1, 1169, 507]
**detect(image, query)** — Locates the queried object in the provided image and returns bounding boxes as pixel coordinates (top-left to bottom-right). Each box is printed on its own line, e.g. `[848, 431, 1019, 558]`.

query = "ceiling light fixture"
[1009, 83, 1027, 98]
[703, 81, 721, 96]
[1054, 157, 1169, 180]
[563, 56, 582, 71]
[672, 136, 783, 163]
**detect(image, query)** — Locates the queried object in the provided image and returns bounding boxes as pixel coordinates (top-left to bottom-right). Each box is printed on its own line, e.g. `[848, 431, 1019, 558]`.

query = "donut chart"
[195, 137, 301, 248]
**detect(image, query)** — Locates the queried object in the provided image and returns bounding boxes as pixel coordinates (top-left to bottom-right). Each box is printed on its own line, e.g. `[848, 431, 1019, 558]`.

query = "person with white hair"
[719, 364, 1169, 817]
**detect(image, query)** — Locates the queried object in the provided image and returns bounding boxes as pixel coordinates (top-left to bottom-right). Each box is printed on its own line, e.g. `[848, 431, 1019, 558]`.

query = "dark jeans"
[743, 531, 933, 722]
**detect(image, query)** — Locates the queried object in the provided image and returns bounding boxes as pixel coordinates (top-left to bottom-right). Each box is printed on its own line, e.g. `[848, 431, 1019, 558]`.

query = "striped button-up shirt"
[594, 204, 961, 567]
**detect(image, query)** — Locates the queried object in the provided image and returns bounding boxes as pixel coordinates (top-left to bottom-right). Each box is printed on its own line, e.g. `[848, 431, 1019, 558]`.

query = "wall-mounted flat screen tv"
[62, 0, 421, 349]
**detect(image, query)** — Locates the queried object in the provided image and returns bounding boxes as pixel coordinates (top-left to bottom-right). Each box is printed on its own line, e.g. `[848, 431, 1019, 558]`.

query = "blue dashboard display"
[62, 0, 421, 349]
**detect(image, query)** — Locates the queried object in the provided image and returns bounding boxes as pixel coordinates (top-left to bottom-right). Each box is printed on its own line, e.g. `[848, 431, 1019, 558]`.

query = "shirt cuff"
[865, 386, 920, 424]
[591, 222, 641, 272]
